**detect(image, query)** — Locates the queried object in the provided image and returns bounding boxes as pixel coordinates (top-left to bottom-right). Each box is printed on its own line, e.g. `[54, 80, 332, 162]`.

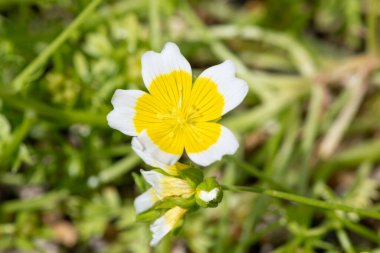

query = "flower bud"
[195, 178, 223, 208]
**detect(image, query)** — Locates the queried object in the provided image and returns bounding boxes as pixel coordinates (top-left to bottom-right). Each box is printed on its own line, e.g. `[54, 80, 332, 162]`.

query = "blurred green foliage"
[0, 0, 380, 252]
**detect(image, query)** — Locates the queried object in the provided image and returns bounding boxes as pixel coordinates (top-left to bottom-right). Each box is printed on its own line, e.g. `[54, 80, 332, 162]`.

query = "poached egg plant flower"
[134, 168, 193, 246]
[134, 162, 223, 246]
[107, 42, 248, 166]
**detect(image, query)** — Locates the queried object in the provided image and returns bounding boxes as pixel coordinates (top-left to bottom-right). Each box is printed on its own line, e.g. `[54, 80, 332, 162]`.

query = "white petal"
[140, 170, 194, 199]
[199, 188, 219, 202]
[140, 170, 163, 198]
[150, 215, 169, 246]
[130, 136, 185, 175]
[132, 130, 180, 166]
[141, 42, 191, 90]
[134, 188, 158, 214]
[150, 207, 187, 246]
[187, 126, 239, 166]
[198, 60, 248, 115]
[107, 89, 146, 136]
[132, 135, 170, 170]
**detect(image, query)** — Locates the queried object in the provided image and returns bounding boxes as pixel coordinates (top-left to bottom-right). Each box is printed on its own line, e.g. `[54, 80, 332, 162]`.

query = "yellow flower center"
[134, 70, 224, 154]
[156, 104, 199, 130]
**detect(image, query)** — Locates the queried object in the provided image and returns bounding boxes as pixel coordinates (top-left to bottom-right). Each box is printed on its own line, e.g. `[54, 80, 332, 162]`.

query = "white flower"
[135, 168, 194, 246]
[134, 188, 159, 214]
[140, 170, 194, 199]
[150, 206, 187, 246]
[132, 134, 189, 175]
[107, 42, 248, 166]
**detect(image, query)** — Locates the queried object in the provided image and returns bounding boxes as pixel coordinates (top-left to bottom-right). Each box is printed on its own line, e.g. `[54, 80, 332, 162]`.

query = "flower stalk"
[222, 185, 380, 220]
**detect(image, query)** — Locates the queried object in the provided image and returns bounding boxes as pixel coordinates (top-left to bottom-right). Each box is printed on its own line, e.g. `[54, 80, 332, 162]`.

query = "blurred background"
[0, 0, 380, 252]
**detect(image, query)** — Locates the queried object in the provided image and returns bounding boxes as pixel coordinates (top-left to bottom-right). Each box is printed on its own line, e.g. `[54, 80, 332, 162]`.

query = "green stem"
[337, 216, 380, 244]
[336, 228, 356, 253]
[100, 145, 133, 157]
[0, 190, 68, 212]
[234, 196, 272, 253]
[228, 156, 291, 192]
[320, 85, 351, 133]
[181, 2, 273, 101]
[209, 25, 316, 76]
[87, 154, 140, 188]
[0, 112, 35, 168]
[298, 85, 324, 194]
[316, 139, 380, 180]
[222, 185, 380, 220]
[0, 89, 107, 127]
[223, 87, 309, 133]
[0, 173, 25, 186]
[184, 24, 313, 88]
[366, 0, 379, 55]
[215, 162, 236, 253]
[319, 73, 367, 159]
[302, 85, 324, 155]
[11, 0, 103, 92]
[149, 0, 161, 50]
[272, 105, 299, 181]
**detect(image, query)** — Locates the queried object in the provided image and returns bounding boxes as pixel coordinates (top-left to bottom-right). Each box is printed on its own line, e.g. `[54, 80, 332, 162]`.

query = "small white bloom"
[140, 170, 194, 199]
[134, 188, 159, 214]
[150, 206, 187, 246]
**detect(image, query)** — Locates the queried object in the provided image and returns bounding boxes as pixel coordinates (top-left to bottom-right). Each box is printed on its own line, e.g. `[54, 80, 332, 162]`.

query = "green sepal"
[188, 205, 200, 213]
[154, 196, 196, 210]
[152, 167, 170, 176]
[135, 209, 162, 222]
[149, 165, 202, 189]
[132, 172, 149, 192]
[172, 219, 185, 236]
[149, 163, 190, 177]
[179, 166, 204, 187]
